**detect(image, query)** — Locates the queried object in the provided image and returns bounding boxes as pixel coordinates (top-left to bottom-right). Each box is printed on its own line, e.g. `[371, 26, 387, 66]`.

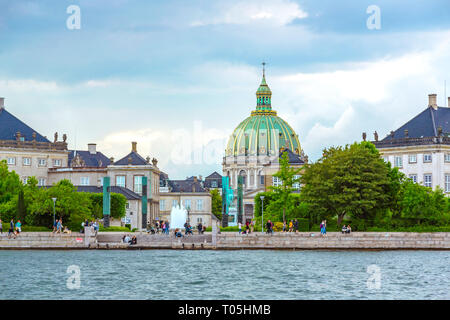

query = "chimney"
[88, 143, 97, 155]
[0, 97, 4, 109]
[131, 141, 137, 153]
[428, 94, 438, 109]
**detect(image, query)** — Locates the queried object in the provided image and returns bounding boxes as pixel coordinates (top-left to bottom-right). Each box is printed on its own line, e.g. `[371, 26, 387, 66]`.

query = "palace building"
[222, 66, 307, 222]
[372, 94, 450, 193]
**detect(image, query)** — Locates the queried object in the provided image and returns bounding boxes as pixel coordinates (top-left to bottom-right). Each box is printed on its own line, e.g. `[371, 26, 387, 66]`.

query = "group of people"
[122, 234, 137, 245]
[80, 220, 99, 235]
[341, 224, 352, 234]
[154, 221, 170, 234]
[283, 219, 300, 232]
[238, 220, 255, 234]
[0, 218, 22, 239]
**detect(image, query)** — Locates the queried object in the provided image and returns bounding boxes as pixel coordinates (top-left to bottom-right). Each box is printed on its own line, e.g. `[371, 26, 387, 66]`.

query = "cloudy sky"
[1, 0, 450, 179]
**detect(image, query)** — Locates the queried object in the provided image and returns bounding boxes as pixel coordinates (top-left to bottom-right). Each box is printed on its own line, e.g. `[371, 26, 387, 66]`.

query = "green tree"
[0, 160, 22, 220]
[300, 142, 391, 227]
[269, 151, 301, 223]
[17, 189, 26, 222]
[210, 189, 222, 220]
[88, 193, 126, 219]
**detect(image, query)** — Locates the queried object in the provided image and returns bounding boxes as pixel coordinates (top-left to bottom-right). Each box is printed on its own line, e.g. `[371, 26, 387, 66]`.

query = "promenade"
[1, 231, 449, 250]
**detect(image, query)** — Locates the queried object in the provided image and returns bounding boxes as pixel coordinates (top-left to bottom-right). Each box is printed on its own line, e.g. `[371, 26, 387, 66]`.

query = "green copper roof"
[226, 69, 301, 157]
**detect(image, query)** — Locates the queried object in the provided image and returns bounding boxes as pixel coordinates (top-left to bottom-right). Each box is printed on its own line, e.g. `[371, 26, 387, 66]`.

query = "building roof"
[0, 108, 50, 142]
[69, 150, 110, 168]
[167, 179, 207, 193]
[279, 148, 304, 165]
[75, 185, 141, 200]
[114, 151, 148, 166]
[381, 107, 450, 141]
[205, 171, 222, 179]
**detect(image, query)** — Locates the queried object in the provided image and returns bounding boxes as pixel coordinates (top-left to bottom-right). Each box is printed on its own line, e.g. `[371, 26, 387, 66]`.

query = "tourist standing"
[282, 221, 287, 232]
[53, 219, 58, 233]
[320, 221, 324, 236]
[250, 220, 254, 233]
[238, 222, 242, 234]
[289, 220, 293, 232]
[294, 219, 299, 232]
[245, 220, 250, 234]
[165, 221, 170, 234]
[323, 220, 327, 236]
[0, 218, 3, 234]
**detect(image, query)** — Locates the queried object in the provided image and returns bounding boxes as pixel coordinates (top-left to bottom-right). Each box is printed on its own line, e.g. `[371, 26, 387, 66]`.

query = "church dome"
[226, 66, 301, 157]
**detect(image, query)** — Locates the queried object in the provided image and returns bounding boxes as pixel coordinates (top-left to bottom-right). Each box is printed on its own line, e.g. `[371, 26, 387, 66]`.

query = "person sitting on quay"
[346, 225, 352, 234]
[15, 220, 22, 234]
[341, 225, 347, 234]
[130, 235, 137, 245]
[123, 234, 131, 243]
[63, 226, 71, 234]
[174, 228, 183, 238]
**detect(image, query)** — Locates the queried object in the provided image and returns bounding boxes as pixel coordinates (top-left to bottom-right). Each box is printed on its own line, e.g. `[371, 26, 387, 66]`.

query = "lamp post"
[52, 197, 57, 225]
[260, 195, 265, 233]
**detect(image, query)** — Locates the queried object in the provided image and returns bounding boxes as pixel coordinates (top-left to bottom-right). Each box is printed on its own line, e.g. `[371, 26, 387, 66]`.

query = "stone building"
[372, 94, 450, 193]
[222, 68, 307, 221]
[0, 97, 69, 185]
[159, 174, 213, 226]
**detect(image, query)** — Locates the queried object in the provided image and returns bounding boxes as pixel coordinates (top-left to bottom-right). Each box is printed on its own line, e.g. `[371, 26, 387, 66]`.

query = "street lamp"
[260, 196, 265, 233]
[52, 197, 57, 225]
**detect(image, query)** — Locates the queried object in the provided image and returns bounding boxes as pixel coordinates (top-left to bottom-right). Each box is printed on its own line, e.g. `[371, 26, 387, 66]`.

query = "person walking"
[294, 219, 299, 233]
[289, 220, 293, 232]
[238, 222, 242, 234]
[56, 219, 62, 234]
[52, 219, 58, 233]
[0, 218, 3, 234]
[8, 219, 15, 239]
[323, 220, 327, 237]
[320, 221, 324, 236]
[282, 221, 287, 232]
[165, 221, 170, 234]
[15, 220, 22, 233]
[245, 220, 250, 234]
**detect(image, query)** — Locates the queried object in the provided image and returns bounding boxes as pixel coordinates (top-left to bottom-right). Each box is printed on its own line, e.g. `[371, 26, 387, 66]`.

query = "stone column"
[254, 168, 257, 188]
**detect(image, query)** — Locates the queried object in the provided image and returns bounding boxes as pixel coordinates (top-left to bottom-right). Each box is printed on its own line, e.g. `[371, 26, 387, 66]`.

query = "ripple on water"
[0, 250, 449, 299]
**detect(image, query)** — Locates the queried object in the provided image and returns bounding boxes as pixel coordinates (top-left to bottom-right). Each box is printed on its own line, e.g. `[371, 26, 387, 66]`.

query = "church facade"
[222, 67, 307, 222]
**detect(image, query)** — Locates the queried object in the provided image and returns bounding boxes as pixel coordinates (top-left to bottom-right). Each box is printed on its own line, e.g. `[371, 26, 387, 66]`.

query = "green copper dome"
[226, 69, 301, 157]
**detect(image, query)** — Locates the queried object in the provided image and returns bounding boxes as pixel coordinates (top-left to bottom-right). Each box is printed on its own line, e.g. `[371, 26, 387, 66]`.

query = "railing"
[0, 139, 68, 151]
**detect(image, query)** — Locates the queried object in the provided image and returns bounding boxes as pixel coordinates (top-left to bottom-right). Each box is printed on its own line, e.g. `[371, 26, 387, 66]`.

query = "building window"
[80, 177, 90, 186]
[197, 199, 204, 211]
[423, 154, 432, 163]
[272, 176, 282, 187]
[409, 174, 417, 183]
[53, 159, 62, 167]
[424, 174, 432, 188]
[126, 202, 130, 209]
[446, 175, 450, 193]
[211, 180, 218, 188]
[116, 176, 125, 188]
[172, 200, 178, 208]
[38, 158, 47, 167]
[293, 175, 301, 190]
[160, 200, 165, 211]
[408, 154, 417, 163]
[7, 157, 15, 165]
[197, 217, 203, 223]
[260, 175, 264, 185]
[394, 156, 403, 168]
[134, 176, 143, 194]
[22, 177, 28, 184]
[38, 178, 46, 186]
[185, 199, 191, 210]
[445, 154, 450, 162]
[23, 157, 31, 166]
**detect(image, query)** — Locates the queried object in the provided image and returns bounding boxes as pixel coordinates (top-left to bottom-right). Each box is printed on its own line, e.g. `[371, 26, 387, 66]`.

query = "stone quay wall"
[0, 232, 449, 250]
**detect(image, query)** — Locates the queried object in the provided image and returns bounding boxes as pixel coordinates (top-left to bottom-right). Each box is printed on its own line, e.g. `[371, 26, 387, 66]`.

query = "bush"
[99, 225, 130, 232]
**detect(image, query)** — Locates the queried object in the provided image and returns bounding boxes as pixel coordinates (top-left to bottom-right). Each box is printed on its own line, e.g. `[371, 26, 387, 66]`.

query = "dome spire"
[254, 61, 274, 115]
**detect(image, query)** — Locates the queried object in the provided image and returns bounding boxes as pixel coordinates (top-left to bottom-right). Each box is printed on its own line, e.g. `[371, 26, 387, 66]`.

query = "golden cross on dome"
[262, 61, 266, 77]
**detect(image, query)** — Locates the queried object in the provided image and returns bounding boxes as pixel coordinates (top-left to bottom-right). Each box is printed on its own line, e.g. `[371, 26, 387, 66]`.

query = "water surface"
[0, 250, 449, 299]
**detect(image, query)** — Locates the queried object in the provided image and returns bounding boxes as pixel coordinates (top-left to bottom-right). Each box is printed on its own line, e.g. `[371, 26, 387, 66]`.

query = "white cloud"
[190, 0, 307, 27]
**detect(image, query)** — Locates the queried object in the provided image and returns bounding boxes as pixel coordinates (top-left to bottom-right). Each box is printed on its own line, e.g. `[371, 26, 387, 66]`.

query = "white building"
[373, 94, 450, 193]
